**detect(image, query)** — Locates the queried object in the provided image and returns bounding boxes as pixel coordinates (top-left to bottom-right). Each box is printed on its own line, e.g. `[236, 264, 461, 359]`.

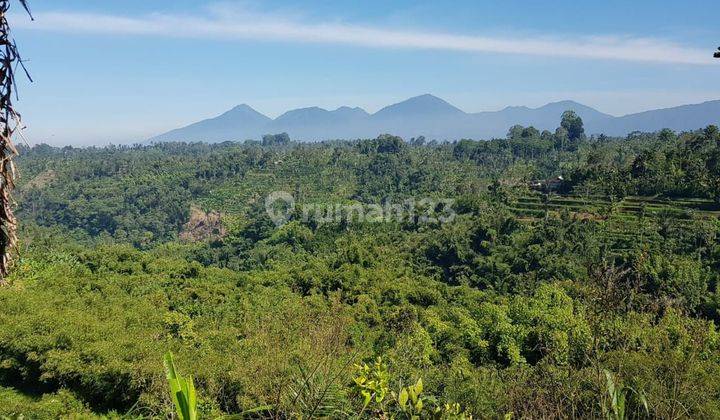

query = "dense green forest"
[1, 114, 720, 418]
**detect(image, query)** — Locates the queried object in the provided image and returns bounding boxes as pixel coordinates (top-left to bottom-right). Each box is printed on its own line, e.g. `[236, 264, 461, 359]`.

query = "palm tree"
[0, 0, 32, 282]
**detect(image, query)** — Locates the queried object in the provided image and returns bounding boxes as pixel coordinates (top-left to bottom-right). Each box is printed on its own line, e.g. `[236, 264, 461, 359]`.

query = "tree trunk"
[0, 0, 31, 283]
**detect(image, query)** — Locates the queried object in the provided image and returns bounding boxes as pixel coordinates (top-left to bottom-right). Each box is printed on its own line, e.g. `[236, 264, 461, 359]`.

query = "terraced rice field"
[512, 193, 720, 218]
[510, 193, 720, 252]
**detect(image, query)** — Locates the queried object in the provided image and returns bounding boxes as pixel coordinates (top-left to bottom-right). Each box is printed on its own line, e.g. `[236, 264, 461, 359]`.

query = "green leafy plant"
[353, 357, 390, 414]
[353, 359, 473, 419]
[602, 369, 648, 420]
[164, 352, 198, 420]
[395, 378, 425, 419]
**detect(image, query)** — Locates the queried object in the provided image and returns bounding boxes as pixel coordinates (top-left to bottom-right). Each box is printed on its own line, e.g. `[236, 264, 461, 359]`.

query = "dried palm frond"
[18, 0, 32, 19]
[0, 0, 32, 283]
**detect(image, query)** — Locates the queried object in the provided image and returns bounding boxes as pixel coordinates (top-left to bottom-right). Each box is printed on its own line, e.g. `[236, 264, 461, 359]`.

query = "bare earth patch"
[180, 205, 227, 242]
[23, 169, 57, 190]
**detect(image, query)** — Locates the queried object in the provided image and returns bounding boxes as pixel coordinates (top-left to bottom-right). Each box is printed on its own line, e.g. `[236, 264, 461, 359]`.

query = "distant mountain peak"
[534, 100, 614, 120]
[333, 106, 369, 117]
[539, 100, 604, 112]
[501, 105, 531, 112]
[273, 107, 333, 124]
[545, 100, 582, 107]
[405, 94, 462, 109]
[278, 106, 328, 115]
[219, 104, 270, 120]
[335, 105, 367, 112]
[373, 94, 465, 119]
[226, 104, 258, 113]
[413, 93, 442, 100]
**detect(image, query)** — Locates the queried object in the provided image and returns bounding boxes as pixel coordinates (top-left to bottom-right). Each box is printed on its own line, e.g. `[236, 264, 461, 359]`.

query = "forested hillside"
[2, 118, 720, 418]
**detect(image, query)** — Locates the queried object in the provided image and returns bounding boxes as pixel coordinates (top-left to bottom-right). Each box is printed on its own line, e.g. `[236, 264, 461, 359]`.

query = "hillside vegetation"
[2, 119, 720, 418]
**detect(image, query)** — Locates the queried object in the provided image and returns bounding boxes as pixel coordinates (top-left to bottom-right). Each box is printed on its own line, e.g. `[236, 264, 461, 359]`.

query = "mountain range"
[150, 94, 720, 143]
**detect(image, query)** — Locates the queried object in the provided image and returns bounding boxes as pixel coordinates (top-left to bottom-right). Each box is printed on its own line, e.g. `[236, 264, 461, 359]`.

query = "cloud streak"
[14, 8, 712, 65]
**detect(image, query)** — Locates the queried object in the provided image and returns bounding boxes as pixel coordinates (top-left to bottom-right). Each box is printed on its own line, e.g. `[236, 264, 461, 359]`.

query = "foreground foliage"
[1, 121, 719, 418]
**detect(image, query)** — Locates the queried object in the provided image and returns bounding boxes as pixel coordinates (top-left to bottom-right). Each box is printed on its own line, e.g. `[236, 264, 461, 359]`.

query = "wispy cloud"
[14, 7, 712, 65]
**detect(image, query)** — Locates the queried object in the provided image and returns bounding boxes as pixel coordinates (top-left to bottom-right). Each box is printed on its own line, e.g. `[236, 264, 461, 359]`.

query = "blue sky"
[11, 0, 720, 145]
